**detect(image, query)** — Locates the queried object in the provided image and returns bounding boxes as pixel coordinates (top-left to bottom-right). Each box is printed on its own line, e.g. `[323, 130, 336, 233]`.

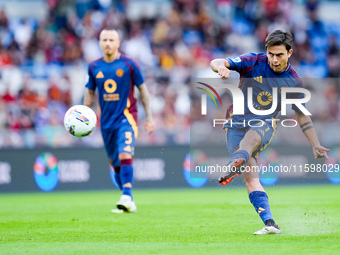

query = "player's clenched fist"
[210, 59, 231, 79]
[217, 66, 231, 79]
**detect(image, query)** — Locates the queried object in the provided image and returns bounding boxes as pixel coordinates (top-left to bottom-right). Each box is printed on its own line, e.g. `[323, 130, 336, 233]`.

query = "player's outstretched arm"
[138, 83, 155, 134]
[296, 112, 330, 159]
[83, 88, 96, 108]
[210, 58, 231, 79]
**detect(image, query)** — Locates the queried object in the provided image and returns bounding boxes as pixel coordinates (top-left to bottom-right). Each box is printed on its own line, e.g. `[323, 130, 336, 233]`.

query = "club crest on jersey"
[116, 69, 124, 77]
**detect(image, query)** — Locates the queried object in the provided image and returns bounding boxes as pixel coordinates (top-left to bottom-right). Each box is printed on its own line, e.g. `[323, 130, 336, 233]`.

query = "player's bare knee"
[249, 130, 261, 142]
[248, 131, 261, 147]
[240, 131, 261, 152]
[253, 136, 262, 147]
[119, 153, 132, 160]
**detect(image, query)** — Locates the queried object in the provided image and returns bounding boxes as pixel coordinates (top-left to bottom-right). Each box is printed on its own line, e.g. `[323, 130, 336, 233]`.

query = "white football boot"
[111, 208, 124, 214]
[253, 225, 281, 235]
[115, 195, 137, 213]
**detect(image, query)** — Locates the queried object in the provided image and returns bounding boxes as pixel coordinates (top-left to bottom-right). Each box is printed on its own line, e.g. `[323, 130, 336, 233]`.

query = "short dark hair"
[265, 30, 293, 51]
[99, 28, 120, 40]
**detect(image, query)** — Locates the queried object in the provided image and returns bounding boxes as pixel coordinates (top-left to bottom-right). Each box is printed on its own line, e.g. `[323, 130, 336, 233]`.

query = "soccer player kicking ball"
[210, 30, 329, 234]
[84, 28, 155, 213]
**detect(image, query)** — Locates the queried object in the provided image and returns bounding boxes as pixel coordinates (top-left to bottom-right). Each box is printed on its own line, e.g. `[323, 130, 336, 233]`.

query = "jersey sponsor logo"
[232, 57, 241, 63]
[253, 76, 262, 83]
[257, 91, 273, 106]
[104, 79, 117, 93]
[96, 71, 104, 78]
[103, 79, 120, 101]
[116, 69, 124, 77]
[103, 94, 120, 101]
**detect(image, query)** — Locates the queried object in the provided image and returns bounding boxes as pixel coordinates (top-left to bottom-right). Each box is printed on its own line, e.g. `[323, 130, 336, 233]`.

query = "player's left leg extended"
[243, 122, 280, 234]
[242, 159, 280, 235]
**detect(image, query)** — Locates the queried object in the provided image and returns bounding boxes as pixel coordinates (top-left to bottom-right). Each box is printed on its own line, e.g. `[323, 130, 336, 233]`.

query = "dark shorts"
[101, 123, 136, 166]
[224, 120, 276, 159]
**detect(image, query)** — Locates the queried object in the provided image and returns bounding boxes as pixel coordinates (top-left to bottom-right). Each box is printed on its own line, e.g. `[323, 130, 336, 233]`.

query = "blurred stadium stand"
[0, 0, 340, 148]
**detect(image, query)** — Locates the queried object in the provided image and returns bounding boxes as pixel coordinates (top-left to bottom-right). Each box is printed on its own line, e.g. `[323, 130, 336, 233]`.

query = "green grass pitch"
[1, 185, 340, 255]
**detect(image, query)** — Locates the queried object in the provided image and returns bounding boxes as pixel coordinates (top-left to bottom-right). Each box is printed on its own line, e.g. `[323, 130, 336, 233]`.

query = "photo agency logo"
[196, 80, 312, 128]
[196, 82, 223, 112]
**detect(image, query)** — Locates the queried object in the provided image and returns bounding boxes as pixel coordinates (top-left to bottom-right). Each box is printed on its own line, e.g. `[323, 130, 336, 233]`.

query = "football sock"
[265, 219, 276, 227]
[229, 150, 250, 164]
[249, 191, 274, 224]
[113, 166, 122, 190]
[120, 158, 133, 199]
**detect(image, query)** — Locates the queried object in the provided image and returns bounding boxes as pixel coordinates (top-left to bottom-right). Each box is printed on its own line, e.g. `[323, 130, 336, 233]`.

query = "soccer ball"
[64, 105, 97, 137]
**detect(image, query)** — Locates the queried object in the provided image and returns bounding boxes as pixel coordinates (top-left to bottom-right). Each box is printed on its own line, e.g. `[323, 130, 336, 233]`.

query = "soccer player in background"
[83, 28, 155, 213]
[210, 30, 329, 234]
